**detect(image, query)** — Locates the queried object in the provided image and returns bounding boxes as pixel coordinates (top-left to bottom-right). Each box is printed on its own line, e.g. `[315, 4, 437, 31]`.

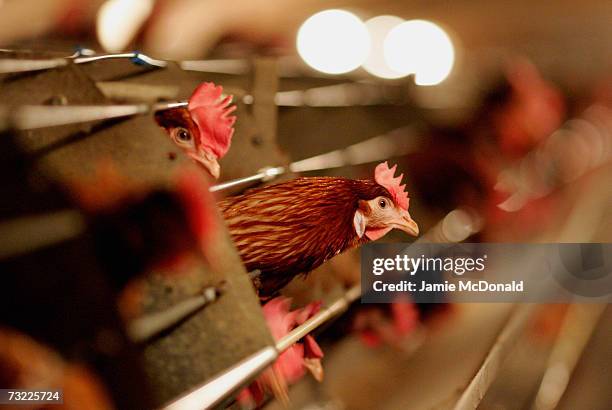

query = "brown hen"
[219, 162, 419, 296]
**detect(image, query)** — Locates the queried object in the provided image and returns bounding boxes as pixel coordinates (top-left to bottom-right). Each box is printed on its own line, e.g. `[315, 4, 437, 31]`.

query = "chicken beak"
[190, 151, 221, 179]
[395, 209, 419, 237]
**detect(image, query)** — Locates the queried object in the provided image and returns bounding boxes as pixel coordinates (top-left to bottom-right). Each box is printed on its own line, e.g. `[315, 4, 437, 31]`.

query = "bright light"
[97, 0, 154, 52]
[297, 9, 370, 75]
[362, 15, 405, 79]
[384, 20, 455, 86]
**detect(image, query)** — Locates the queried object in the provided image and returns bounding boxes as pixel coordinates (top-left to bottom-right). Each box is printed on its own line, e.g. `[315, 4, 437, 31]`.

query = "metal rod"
[276, 285, 361, 352]
[152, 101, 188, 110]
[209, 166, 285, 192]
[73, 52, 168, 67]
[160, 284, 361, 410]
[0, 50, 167, 74]
[127, 284, 225, 344]
[453, 304, 538, 410]
[0, 101, 186, 131]
[179, 59, 250, 75]
[414, 207, 483, 244]
[209, 126, 421, 192]
[274, 82, 407, 107]
[8, 104, 149, 130]
[0, 58, 68, 73]
[0, 209, 85, 259]
[162, 347, 279, 410]
[288, 126, 420, 172]
[96, 82, 181, 103]
[531, 303, 606, 410]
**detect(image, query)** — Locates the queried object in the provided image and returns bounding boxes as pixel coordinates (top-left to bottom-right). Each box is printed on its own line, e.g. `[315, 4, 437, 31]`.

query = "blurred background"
[0, 0, 611, 409]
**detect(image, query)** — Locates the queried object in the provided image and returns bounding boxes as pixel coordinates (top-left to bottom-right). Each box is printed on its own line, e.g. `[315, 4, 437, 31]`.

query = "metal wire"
[209, 126, 421, 192]
[276, 285, 361, 351]
[0, 58, 68, 73]
[127, 283, 225, 344]
[209, 166, 285, 192]
[0, 101, 187, 131]
[162, 347, 278, 410]
[73, 52, 168, 67]
[453, 304, 538, 410]
[0, 50, 167, 74]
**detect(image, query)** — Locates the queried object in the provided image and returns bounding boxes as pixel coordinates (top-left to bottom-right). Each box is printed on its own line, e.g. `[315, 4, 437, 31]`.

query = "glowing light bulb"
[384, 20, 455, 86]
[362, 15, 405, 79]
[97, 0, 154, 53]
[297, 9, 370, 75]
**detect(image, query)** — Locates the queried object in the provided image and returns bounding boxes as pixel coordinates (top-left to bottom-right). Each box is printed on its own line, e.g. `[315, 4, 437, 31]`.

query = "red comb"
[188, 82, 237, 158]
[374, 162, 409, 210]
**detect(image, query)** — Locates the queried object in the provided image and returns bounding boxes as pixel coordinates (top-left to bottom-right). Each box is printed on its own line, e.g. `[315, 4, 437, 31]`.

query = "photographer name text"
[372, 279, 524, 293]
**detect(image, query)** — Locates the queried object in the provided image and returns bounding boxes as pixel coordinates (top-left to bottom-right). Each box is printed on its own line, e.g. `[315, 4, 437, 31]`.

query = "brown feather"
[154, 108, 199, 137]
[218, 177, 391, 296]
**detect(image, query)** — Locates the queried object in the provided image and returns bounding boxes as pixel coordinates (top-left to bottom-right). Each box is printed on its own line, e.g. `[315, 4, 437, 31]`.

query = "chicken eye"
[176, 128, 191, 142]
[379, 199, 387, 209]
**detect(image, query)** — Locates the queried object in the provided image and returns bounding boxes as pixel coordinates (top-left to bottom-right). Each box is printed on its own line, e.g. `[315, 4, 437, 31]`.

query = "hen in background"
[155, 82, 236, 179]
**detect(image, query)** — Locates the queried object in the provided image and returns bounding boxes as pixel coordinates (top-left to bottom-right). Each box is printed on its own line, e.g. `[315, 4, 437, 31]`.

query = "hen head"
[155, 82, 236, 179]
[354, 162, 419, 241]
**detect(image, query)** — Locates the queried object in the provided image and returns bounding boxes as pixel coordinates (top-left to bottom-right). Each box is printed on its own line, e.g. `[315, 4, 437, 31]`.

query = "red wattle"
[365, 227, 392, 241]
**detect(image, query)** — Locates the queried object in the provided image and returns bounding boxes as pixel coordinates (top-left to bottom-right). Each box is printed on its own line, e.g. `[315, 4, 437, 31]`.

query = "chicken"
[353, 299, 420, 349]
[155, 82, 236, 179]
[0, 327, 113, 410]
[219, 162, 419, 296]
[237, 297, 323, 407]
[70, 165, 219, 289]
[493, 59, 565, 158]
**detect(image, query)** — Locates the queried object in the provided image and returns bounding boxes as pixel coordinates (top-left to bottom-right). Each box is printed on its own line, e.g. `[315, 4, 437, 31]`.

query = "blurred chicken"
[0, 327, 113, 410]
[353, 299, 420, 350]
[493, 59, 565, 158]
[70, 165, 220, 324]
[219, 162, 419, 297]
[69, 165, 219, 292]
[237, 297, 323, 407]
[155, 82, 236, 179]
